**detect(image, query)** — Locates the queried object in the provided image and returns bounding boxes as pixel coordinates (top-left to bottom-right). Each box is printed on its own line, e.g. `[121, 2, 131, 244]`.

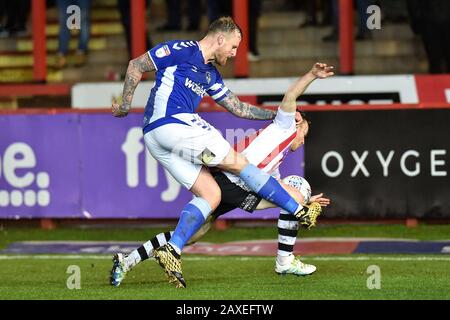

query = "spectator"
[248, 0, 262, 61]
[299, 0, 332, 28]
[0, 1, 6, 36]
[207, 0, 222, 23]
[207, 0, 232, 23]
[158, 0, 201, 31]
[117, 0, 152, 60]
[0, 0, 29, 38]
[407, 0, 450, 73]
[378, 0, 408, 24]
[207, 0, 261, 61]
[56, 0, 92, 68]
[323, 0, 373, 42]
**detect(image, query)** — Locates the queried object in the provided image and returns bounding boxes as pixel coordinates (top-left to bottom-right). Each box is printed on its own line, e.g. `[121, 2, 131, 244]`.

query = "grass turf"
[0, 255, 449, 300]
[0, 224, 449, 300]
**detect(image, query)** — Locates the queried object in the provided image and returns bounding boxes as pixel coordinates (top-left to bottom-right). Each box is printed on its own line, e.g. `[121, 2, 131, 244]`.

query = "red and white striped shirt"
[224, 110, 297, 190]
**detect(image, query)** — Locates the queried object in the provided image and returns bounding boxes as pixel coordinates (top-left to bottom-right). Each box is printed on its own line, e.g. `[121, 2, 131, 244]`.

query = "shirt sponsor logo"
[199, 148, 216, 165]
[185, 78, 207, 97]
[240, 193, 260, 212]
[155, 45, 171, 58]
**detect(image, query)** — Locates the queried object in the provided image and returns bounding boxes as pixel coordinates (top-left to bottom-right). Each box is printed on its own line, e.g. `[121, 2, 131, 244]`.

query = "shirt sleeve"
[206, 69, 230, 103]
[148, 40, 198, 71]
[273, 107, 296, 130]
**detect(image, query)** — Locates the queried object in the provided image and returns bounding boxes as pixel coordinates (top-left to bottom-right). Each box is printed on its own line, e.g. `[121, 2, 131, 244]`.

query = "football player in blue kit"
[112, 17, 323, 288]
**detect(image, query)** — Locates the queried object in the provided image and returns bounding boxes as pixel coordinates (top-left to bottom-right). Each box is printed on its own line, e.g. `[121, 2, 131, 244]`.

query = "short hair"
[297, 110, 307, 120]
[207, 16, 243, 39]
[296, 109, 311, 128]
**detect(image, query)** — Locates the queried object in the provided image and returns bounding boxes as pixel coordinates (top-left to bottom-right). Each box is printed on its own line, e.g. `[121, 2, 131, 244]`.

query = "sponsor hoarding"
[0, 112, 303, 219]
[304, 108, 450, 218]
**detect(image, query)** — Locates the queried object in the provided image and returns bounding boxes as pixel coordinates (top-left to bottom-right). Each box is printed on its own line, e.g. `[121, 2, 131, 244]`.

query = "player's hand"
[311, 62, 334, 79]
[112, 98, 129, 117]
[309, 193, 331, 207]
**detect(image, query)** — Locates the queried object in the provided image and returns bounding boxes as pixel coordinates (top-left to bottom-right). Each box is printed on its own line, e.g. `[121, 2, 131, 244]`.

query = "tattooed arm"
[112, 53, 156, 117]
[217, 91, 276, 120]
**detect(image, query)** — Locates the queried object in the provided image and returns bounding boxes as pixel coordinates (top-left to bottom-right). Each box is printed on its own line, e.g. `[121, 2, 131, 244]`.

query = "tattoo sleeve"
[218, 91, 276, 120]
[121, 53, 156, 111]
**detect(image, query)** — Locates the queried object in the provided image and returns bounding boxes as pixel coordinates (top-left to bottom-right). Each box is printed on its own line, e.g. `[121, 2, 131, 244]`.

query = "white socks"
[276, 253, 294, 266]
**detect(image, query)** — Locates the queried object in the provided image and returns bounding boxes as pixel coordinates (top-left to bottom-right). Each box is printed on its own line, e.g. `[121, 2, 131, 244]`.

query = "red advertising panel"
[415, 75, 450, 104]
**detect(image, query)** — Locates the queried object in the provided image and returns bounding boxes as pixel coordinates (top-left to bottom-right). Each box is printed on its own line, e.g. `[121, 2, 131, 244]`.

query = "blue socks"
[169, 197, 212, 252]
[239, 164, 301, 214]
[169, 164, 301, 253]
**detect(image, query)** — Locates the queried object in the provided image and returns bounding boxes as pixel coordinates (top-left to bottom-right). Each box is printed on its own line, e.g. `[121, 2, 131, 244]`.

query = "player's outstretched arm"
[112, 53, 156, 117]
[217, 91, 277, 120]
[280, 62, 335, 114]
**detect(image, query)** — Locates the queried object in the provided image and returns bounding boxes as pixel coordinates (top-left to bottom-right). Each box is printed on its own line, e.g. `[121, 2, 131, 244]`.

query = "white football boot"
[275, 254, 317, 276]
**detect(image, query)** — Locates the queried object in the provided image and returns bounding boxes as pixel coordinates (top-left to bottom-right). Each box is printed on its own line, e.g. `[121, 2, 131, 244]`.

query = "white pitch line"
[0, 255, 449, 261]
[304, 256, 450, 261]
[0, 255, 110, 260]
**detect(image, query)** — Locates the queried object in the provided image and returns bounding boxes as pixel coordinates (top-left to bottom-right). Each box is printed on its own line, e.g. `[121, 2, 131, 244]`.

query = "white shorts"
[144, 113, 231, 189]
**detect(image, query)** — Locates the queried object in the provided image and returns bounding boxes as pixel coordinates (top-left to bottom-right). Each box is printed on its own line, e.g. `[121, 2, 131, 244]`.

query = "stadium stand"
[0, 0, 427, 85]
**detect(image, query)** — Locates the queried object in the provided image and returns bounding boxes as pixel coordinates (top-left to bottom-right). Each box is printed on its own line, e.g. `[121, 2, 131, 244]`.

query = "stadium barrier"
[0, 109, 302, 220]
[71, 75, 423, 108]
[0, 103, 448, 222]
[303, 104, 450, 218]
[1, 74, 450, 222]
[70, 75, 450, 114]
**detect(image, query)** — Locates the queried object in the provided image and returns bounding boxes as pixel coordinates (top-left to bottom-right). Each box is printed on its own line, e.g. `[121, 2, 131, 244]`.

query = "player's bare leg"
[255, 181, 304, 210]
[152, 167, 221, 288]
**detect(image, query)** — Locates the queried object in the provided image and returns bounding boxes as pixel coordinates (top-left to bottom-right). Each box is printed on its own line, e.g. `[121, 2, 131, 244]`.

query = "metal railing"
[29, 0, 354, 82]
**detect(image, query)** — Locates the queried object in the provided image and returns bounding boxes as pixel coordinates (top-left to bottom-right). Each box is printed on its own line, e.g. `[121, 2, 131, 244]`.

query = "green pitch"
[1, 254, 449, 300]
[0, 224, 449, 300]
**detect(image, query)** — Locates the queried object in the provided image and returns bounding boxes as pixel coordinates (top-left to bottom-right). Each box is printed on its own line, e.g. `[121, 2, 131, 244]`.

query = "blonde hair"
[207, 16, 243, 39]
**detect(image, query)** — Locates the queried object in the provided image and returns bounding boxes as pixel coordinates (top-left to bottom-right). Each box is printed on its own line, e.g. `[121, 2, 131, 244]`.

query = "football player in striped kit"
[111, 62, 334, 287]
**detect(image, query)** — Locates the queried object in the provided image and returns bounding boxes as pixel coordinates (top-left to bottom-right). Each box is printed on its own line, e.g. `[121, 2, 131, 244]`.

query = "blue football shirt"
[143, 40, 230, 132]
